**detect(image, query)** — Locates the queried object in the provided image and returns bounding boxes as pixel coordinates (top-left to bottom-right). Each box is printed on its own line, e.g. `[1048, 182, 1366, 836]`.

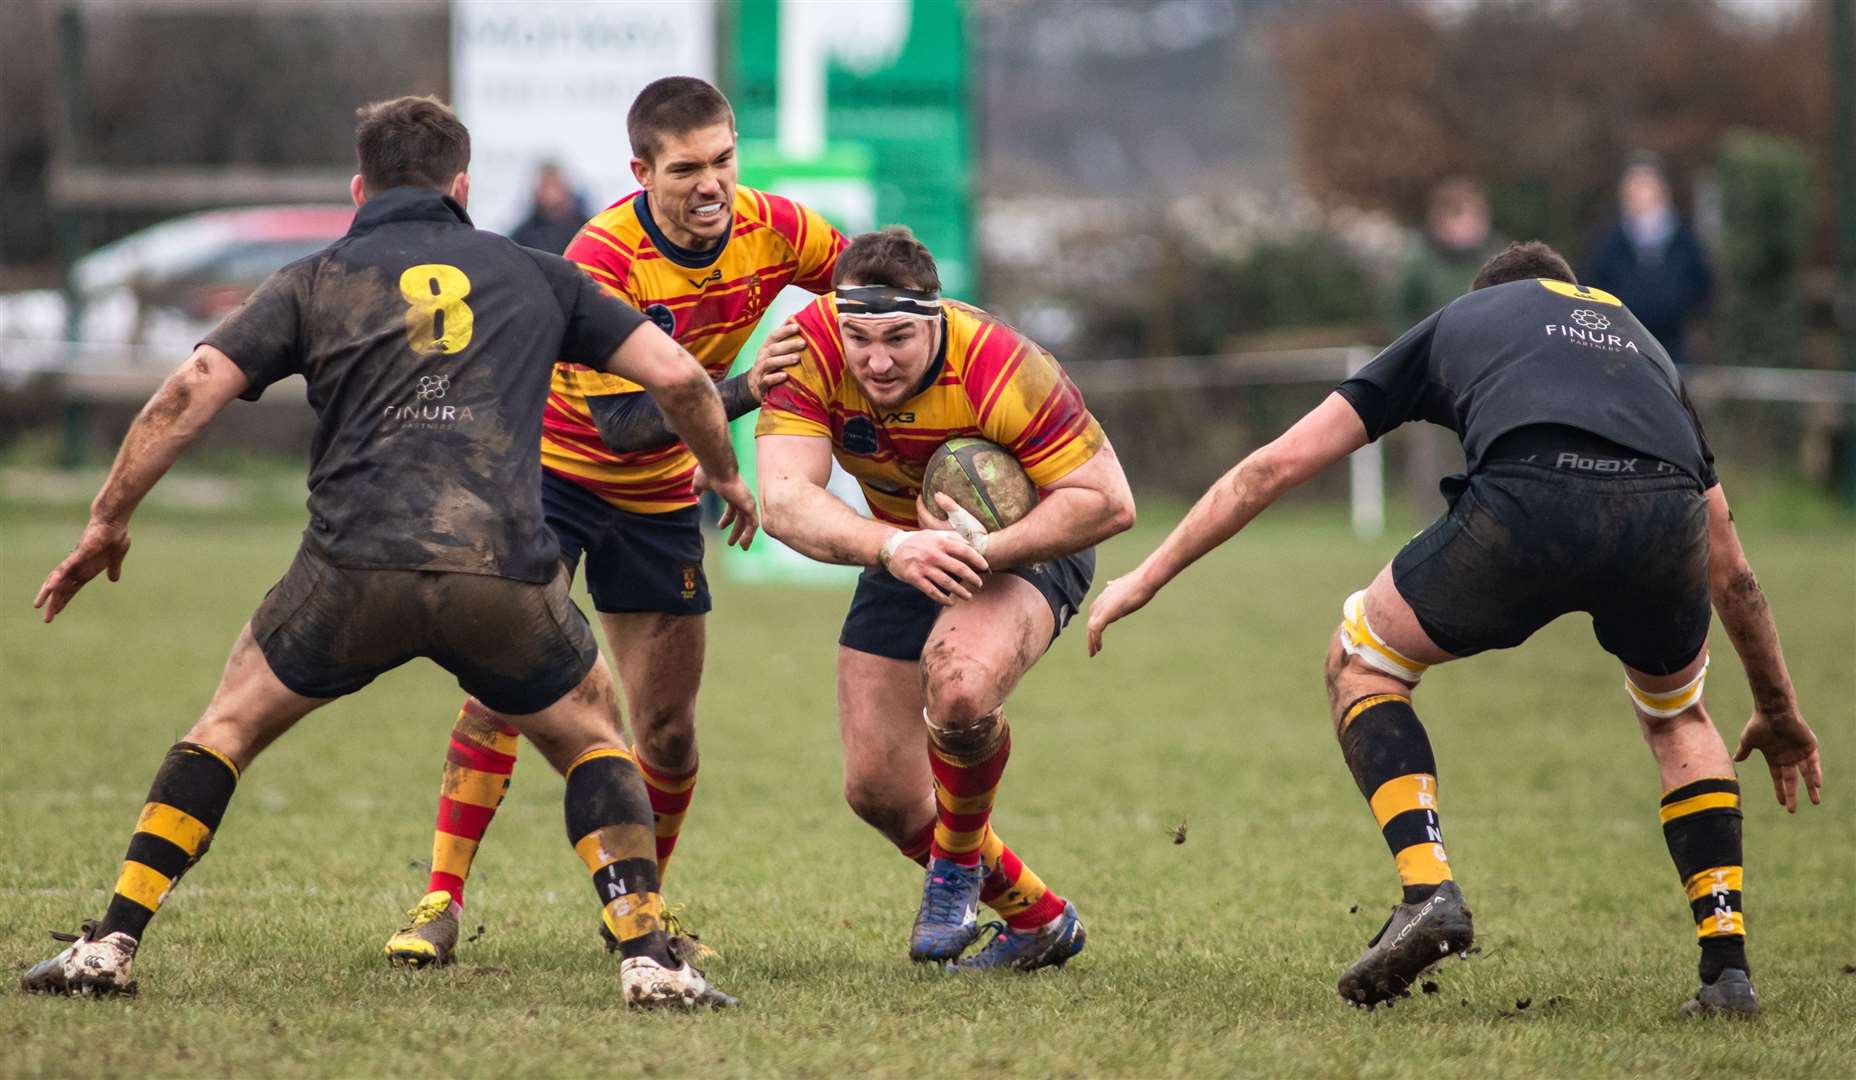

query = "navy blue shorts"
[839, 548, 1095, 662]
[542, 470, 710, 616]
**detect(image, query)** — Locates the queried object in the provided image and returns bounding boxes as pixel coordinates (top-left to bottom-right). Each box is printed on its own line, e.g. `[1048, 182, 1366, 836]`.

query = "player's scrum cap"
[836, 285, 940, 321]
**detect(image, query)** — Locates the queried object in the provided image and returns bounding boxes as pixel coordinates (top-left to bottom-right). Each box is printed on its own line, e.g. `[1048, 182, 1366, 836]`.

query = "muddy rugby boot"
[384, 890, 459, 968]
[619, 955, 738, 1009]
[1679, 968, 1759, 1018]
[1338, 881, 1474, 1008]
[954, 900, 1087, 973]
[909, 857, 987, 962]
[20, 922, 139, 996]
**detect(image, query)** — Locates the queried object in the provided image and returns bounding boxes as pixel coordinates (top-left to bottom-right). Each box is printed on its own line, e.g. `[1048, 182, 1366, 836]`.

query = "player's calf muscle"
[1325, 633, 1410, 730]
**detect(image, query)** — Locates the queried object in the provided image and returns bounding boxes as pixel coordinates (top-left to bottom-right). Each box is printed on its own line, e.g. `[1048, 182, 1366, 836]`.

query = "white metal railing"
[8, 338, 1855, 533]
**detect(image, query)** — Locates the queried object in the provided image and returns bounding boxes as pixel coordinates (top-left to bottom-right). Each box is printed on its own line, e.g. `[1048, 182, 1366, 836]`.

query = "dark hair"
[627, 76, 735, 163]
[833, 226, 942, 293]
[1471, 241, 1576, 291]
[354, 95, 470, 193]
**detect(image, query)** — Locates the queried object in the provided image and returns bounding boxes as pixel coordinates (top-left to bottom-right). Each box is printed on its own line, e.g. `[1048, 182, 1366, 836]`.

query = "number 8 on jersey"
[400, 263, 475, 355]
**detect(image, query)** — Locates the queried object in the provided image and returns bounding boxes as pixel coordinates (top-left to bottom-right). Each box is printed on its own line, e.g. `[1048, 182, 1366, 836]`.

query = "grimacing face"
[633, 121, 737, 251]
[838, 296, 940, 410]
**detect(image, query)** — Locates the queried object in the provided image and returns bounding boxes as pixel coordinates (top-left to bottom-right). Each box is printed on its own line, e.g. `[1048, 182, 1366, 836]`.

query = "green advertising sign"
[724, 0, 972, 294]
[718, 0, 973, 585]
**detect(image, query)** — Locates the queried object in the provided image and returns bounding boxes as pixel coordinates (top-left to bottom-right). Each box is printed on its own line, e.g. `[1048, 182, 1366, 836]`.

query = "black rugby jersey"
[202, 186, 648, 581]
[1336, 278, 1717, 487]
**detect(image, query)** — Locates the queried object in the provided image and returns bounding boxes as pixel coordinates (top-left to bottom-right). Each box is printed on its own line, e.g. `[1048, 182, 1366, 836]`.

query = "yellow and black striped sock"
[1339, 694, 1452, 904]
[564, 748, 671, 965]
[97, 742, 239, 940]
[1659, 776, 1748, 982]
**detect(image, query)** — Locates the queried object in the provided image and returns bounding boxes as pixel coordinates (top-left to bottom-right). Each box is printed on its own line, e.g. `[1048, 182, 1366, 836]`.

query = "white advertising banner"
[450, 0, 715, 234]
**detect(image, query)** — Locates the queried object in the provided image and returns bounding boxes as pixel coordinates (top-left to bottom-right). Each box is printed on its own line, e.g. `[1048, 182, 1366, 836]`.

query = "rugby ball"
[921, 437, 1038, 531]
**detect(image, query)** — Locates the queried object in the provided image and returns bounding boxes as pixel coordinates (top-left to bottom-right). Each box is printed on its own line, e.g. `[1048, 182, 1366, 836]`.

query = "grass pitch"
[2, 477, 1852, 1078]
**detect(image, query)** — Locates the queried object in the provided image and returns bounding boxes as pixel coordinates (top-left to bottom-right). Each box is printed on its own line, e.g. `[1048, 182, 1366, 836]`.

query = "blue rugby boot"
[909, 857, 987, 962]
[954, 900, 1087, 972]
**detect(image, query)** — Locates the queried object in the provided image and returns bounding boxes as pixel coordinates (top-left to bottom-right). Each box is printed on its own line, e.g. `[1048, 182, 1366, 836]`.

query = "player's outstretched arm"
[603, 323, 758, 548]
[1704, 483, 1821, 811]
[34, 345, 249, 622]
[758, 433, 985, 605]
[969, 441, 1136, 570]
[1086, 392, 1367, 655]
[588, 320, 807, 453]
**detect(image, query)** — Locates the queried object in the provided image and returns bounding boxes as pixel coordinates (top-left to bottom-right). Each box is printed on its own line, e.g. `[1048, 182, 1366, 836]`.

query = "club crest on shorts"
[645, 303, 676, 337]
[680, 565, 700, 600]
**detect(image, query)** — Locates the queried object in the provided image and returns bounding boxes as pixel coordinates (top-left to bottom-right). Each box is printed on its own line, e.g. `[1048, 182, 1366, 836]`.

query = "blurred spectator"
[1582, 154, 1714, 366]
[509, 162, 588, 255]
[1390, 178, 1496, 327]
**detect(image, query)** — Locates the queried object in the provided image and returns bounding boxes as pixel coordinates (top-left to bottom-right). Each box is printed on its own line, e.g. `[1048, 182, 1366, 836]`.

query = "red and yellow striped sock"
[897, 821, 935, 866]
[976, 827, 1067, 931]
[634, 755, 697, 882]
[928, 712, 1011, 866]
[893, 821, 1065, 930]
[428, 704, 518, 908]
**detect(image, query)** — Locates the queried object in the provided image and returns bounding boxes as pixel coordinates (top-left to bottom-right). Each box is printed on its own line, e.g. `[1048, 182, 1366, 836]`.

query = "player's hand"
[879, 528, 987, 605]
[693, 465, 759, 550]
[1733, 709, 1822, 813]
[34, 517, 131, 623]
[1085, 569, 1158, 657]
[746, 319, 805, 402]
[916, 493, 989, 555]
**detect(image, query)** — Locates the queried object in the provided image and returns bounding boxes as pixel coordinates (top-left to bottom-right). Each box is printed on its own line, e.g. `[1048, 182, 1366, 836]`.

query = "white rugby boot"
[619, 954, 738, 1009]
[19, 923, 139, 996]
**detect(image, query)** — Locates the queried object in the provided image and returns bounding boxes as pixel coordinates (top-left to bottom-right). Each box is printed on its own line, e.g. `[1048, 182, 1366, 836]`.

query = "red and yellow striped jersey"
[541, 185, 845, 512]
[756, 296, 1107, 528]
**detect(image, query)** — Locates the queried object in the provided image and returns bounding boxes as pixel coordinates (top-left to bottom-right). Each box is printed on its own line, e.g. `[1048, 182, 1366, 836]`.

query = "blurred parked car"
[0, 204, 353, 365]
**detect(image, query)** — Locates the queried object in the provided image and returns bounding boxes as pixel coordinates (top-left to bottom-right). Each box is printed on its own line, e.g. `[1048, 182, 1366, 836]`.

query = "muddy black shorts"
[1391, 460, 1710, 675]
[250, 542, 599, 714]
[839, 548, 1095, 663]
[542, 470, 709, 616]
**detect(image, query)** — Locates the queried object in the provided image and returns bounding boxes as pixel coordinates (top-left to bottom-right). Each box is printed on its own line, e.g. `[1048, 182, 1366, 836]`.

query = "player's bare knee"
[1626, 657, 1710, 742]
[842, 778, 913, 842]
[920, 649, 1001, 738]
[921, 677, 1002, 750]
[635, 709, 697, 774]
[1634, 699, 1710, 742]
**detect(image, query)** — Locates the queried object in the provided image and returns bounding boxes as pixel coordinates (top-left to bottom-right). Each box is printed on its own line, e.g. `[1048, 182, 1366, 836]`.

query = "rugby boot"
[953, 900, 1087, 973]
[19, 922, 138, 996]
[1678, 968, 1759, 1018]
[384, 890, 459, 968]
[909, 856, 987, 962]
[1337, 881, 1474, 1008]
[618, 955, 738, 1009]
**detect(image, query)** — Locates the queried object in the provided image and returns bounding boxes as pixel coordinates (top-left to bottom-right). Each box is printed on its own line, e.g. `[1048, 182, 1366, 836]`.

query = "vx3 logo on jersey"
[882, 411, 916, 423]
[685, 268, 723, 289]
